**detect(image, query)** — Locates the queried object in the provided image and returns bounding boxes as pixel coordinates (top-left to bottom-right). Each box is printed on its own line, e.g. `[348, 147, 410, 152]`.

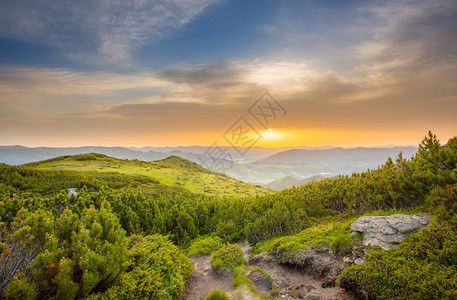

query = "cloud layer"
[0, 0, 456, 146]
[0, 0, 218, 65]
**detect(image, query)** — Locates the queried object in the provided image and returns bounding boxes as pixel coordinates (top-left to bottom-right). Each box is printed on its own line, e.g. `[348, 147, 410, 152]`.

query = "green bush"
[233, 265, 247, 277]
[339, 220, 457, 299]
[187, 236, 224, 256]
[233, 275, 252, 287]
[93, 234, 194, 300]
[253, 218, 361, 264]
[205, 289, 230, 300]
[210, 243, 247, 270]
[2, 272, 37, 300]
[330, 233, 362, 255]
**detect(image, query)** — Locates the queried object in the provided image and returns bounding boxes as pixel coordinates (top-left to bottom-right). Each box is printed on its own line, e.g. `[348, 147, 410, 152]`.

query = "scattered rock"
[67, 188, 78, 197]
[274, 245, 347, 280]
[321, 274, 337, 288]
[307, 294, 320, 300]
[249, 252, 273, 265]
[351, 213, 433, 250]
[250, 253, 355, 299]
[249, 270, 272, 293]
[289, 288, 306, 299]
[306, 285, 316, 292]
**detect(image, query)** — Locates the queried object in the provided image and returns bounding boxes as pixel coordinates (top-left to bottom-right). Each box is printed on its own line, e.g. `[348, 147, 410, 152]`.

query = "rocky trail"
[181, 242, 355, 300]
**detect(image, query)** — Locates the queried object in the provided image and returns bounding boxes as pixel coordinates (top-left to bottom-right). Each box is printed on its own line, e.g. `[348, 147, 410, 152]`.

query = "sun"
[262, 128, 281, 141]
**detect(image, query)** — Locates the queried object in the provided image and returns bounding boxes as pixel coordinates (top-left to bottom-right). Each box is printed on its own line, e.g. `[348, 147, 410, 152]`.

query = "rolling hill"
[24, 153, 273, 198]
[0, 145, 418, 187]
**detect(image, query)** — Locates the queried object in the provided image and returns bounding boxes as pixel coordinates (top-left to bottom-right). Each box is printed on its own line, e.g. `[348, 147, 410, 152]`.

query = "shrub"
[254, 218, 360, 264]
[233, 265, 247, 277]
[330, 233, 362, 255]
[187, 236, 224, 256]
[94, 234, 194, 300]
[215, 220, 241, 242]
[233, 275, 252, 287]
[2, 272, 37, 300]
[210, 243, 247, 270]
[205, 289, 230, 300]
[339, 220, 457, 300]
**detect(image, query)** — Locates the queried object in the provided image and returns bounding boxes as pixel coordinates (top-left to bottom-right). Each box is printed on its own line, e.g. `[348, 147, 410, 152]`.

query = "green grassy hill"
[24, 153, 273, 198]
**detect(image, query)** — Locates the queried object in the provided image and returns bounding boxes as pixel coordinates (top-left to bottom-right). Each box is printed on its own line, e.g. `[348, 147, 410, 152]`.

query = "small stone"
[354, 258, 364, 265]
[290, 289, 306, 299]
[306, 285, 316, 292]
[322, 274, 337, 288]
[307, 294, 320, 300]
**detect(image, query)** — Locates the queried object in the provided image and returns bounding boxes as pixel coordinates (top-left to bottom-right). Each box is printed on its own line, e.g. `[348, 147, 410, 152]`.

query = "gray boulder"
[351, 213, 433, 250]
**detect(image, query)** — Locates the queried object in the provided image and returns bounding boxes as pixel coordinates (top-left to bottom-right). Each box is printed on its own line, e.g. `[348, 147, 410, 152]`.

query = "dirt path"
[180, 253, 234, 300]
[251, 256, 354, 300]
[181, 243, 355, 300]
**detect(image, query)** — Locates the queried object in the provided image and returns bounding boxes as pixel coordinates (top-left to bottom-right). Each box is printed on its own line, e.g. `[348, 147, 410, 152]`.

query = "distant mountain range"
[258, 146, 418, 175]
[265, 175, 326, 191]
[0, 145, 417, 190]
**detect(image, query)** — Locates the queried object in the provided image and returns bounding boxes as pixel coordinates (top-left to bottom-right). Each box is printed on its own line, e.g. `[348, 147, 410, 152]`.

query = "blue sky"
[0, 0, 366, 69]
[0, 0, 456, 147]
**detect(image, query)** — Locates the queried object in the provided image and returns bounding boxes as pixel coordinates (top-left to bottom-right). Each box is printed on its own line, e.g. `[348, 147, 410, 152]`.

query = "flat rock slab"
[351, 213, 433, 250]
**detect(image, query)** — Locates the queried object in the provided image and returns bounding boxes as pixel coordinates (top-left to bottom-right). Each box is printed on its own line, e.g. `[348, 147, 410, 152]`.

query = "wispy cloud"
[0, 0, 218, 65]
[357, 0, 457, 71]
[0, 0, 456, 147]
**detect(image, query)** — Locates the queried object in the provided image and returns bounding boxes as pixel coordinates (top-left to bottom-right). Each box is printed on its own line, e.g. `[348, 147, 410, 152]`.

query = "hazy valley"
[0, 145, 417, 190]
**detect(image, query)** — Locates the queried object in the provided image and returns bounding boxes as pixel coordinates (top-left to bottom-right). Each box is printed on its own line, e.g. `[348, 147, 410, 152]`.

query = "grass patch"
[252, 217, 359, 260]
[233, 265, 247, 277]
[233, 275, 252, 287]
[253, 209, 425, 259]
[187, 236, 224, 256]
[205, 289, 230, 300]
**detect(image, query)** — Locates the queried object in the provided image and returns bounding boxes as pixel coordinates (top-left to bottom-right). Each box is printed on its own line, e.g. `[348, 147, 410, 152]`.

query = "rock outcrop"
[350, 213, 433, 250]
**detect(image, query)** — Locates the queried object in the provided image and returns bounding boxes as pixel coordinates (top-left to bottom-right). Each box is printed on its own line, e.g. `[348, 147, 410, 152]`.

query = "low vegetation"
[205, 289, 230, 300]
[93, 234, 194, 299]
[210, 244, 247, 270]
[25, 154, 272, 198]
[252, 217, 362, 261]
[187, 236, 224, 256]
[339, 184, 457, 299]
[0, 131, 455, 298]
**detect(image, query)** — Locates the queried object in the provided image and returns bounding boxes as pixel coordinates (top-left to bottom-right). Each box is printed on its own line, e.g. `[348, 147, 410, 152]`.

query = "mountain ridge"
[24, 153, 272, 198]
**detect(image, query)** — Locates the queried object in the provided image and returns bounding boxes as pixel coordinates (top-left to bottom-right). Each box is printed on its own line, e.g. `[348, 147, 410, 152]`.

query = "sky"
[0, 0, 456, 148]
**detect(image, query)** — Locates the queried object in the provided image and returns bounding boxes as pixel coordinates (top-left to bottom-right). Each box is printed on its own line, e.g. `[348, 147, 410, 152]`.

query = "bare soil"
[181, 242, 355, 300]
[252, 257, 355, 300]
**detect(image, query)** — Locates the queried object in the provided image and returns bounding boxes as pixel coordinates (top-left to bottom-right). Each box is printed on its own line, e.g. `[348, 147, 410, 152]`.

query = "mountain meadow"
[0, 131, 455, 299]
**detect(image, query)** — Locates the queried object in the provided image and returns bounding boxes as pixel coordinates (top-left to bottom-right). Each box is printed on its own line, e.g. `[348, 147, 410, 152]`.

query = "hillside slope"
[24, 153, 272, 198]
